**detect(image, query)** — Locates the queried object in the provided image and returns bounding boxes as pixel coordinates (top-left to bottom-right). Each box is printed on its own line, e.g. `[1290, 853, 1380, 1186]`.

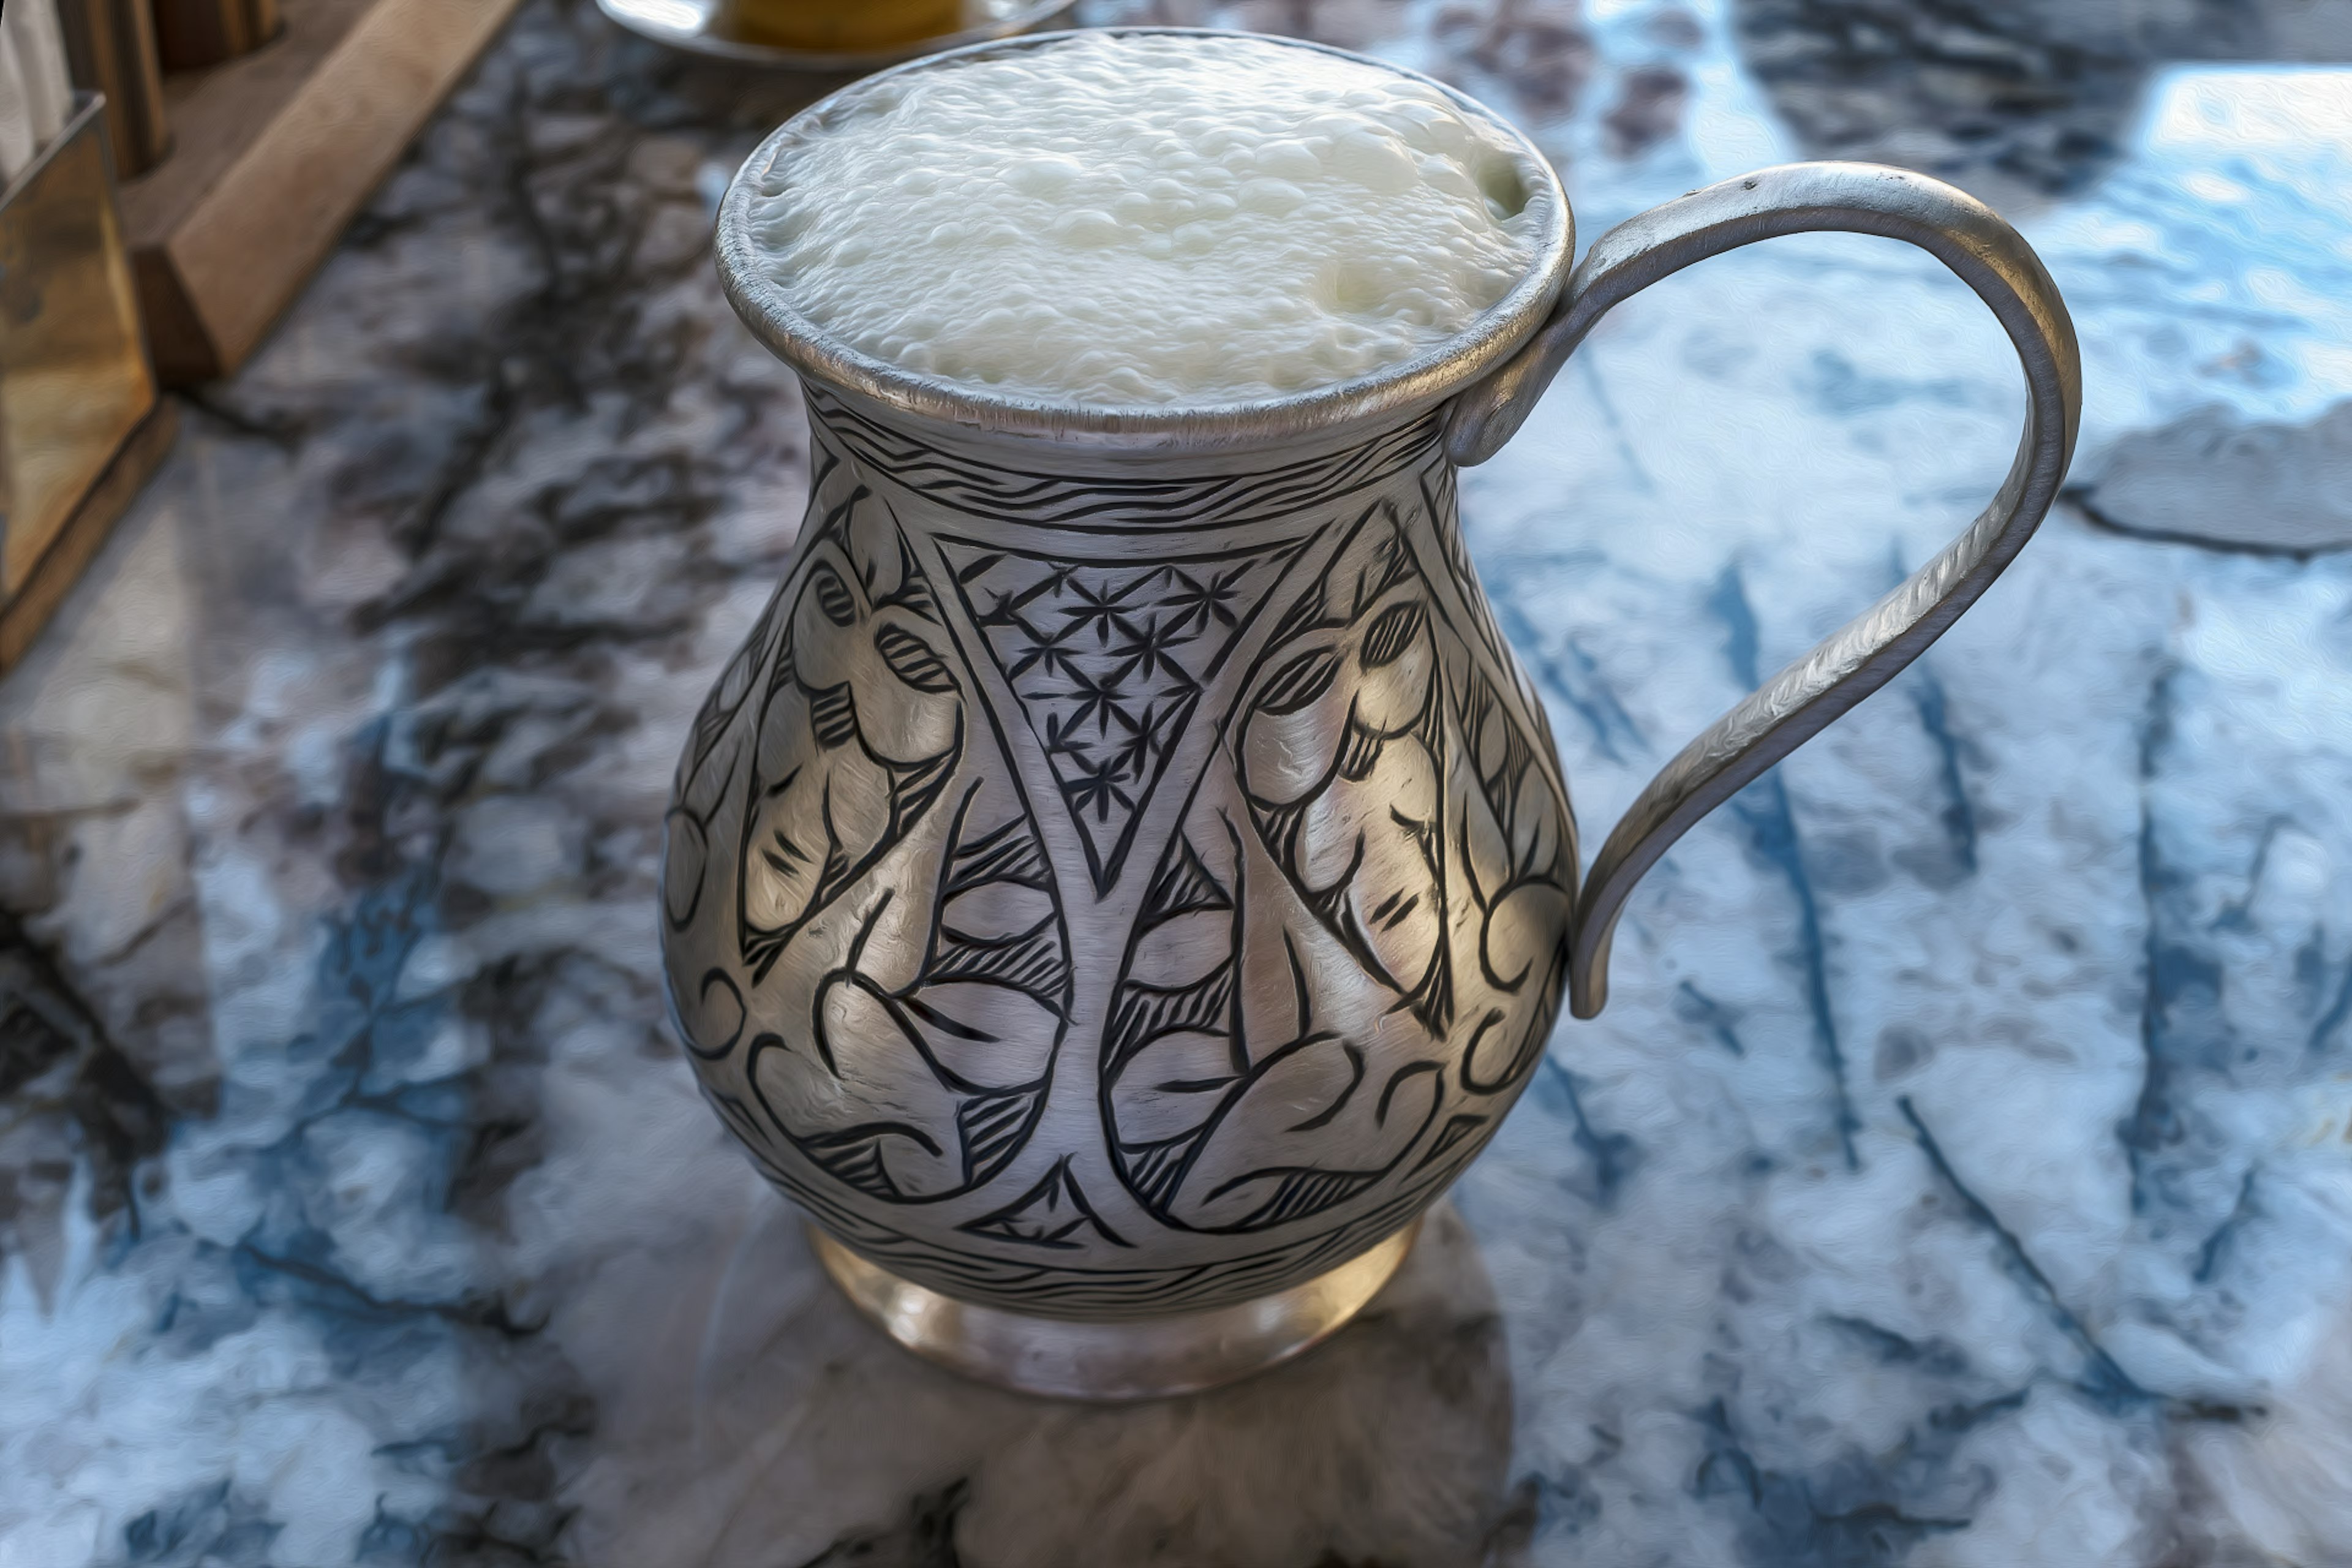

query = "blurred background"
[3, 2, 2352, 1565]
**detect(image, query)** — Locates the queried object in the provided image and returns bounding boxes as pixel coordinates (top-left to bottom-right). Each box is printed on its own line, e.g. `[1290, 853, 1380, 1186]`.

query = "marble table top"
[7, 1, 2352, 1562]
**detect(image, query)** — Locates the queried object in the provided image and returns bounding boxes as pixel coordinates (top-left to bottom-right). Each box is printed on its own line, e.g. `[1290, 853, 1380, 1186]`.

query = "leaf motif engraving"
[736, 497, 965, 978]
[1100, 492, 1575, 1235]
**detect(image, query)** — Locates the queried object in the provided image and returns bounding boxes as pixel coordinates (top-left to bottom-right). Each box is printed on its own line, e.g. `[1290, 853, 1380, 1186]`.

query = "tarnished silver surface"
[663, 29, 2081, 1394]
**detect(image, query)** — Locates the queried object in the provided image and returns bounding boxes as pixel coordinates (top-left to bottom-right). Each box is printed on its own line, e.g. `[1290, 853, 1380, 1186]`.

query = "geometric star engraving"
[940, 540, 1307, 892]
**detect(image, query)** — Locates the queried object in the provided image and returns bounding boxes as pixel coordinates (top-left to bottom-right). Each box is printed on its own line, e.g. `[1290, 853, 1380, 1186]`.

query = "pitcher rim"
[712, 26, 1577, 454]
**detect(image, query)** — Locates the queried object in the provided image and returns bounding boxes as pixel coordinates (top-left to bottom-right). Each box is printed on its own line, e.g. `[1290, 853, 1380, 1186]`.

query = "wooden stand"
[117, 0, 526, 383]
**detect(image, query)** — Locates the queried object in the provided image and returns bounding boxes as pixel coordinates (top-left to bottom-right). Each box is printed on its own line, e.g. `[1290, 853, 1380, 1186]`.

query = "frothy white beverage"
[743, 32, 1540, 405]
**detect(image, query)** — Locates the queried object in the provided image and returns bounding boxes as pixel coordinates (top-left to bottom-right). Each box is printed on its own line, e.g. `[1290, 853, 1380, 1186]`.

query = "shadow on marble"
[2071, 401, 2352, 557]
[567, 1200, 1523, 1567]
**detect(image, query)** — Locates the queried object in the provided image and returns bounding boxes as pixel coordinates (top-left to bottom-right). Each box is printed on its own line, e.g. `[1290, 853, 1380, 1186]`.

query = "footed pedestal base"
[810, 1221, 1422, 1402]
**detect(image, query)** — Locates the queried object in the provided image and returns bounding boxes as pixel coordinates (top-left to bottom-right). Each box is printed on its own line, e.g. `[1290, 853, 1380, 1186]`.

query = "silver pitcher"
[662, 29, 2079, 1400]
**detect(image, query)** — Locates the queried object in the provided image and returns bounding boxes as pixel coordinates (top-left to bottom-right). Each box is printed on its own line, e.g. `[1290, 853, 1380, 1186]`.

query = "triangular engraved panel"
[959, 1156, 1132, 1250]
[938, 539, 1307, 892]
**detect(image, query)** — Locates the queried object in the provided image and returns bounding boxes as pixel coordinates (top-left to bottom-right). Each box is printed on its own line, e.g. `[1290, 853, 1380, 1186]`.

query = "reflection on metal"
[813, 1219, 1420, 1400]
[54, 0, 172, 176]
[0, 92, 156, 605]
[663, 32, 2079, 1398]
[151, 0, 282, 71]
[595, 0, 1079, 72]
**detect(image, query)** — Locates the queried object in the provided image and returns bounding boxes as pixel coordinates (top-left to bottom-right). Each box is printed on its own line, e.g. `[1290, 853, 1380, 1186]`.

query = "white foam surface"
[742, 32, 1541, 404]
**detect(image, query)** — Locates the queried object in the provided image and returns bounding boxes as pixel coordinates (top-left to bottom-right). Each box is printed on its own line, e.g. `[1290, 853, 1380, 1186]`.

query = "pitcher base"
[809, 1221, 1421, 1401]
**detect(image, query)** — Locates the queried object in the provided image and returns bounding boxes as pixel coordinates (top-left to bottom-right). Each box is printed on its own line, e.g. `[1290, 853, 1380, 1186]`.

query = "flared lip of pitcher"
[712, 27, 1576, 455]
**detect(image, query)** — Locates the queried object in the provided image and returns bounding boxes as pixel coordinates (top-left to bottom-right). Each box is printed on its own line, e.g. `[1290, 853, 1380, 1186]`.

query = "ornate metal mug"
[662, 29, 2081, 1399]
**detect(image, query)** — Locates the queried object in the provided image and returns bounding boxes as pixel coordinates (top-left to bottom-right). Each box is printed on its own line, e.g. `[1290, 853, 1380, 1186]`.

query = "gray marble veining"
[4, 0, 2352, 1563]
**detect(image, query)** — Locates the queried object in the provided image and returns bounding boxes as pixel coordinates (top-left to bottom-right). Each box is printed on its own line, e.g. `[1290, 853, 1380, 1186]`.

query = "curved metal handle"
[1446, 162, 2081, 1020]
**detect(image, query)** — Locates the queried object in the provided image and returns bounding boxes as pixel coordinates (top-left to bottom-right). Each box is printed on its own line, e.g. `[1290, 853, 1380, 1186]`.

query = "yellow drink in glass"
[726, 0, 961, 50]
